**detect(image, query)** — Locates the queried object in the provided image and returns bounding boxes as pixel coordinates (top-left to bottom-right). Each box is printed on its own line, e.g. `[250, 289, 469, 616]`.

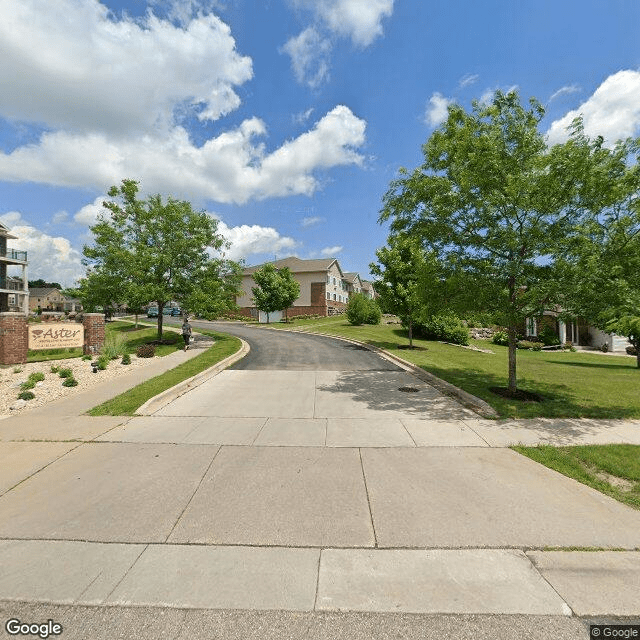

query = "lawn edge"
[136, 337, 250, 415]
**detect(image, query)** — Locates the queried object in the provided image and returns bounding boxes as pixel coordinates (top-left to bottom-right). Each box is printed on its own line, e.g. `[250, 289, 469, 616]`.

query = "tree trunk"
[507, 323, 518, 393]
[157, 302, 164, 341]
[408, 317, 413, 348]
[266, 311, 270, 324]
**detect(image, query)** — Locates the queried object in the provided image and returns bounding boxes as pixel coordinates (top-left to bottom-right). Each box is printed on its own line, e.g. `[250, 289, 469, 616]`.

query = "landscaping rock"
[469, 327, 496, 340]
[10, 400, 27, 411]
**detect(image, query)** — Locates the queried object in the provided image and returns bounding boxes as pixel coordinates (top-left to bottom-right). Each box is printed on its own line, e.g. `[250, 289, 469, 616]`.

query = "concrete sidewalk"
[0, 326, 639, 624]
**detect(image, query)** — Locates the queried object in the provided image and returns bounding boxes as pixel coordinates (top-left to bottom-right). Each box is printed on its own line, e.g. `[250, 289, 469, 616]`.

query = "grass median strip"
[87, 329, 242, 416]
[514, 444, 640, 510]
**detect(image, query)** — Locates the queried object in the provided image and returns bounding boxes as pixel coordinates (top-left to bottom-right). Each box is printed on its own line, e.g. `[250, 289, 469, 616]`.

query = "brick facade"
[83, 313, 105, 356]
[0, 312, 28, 364]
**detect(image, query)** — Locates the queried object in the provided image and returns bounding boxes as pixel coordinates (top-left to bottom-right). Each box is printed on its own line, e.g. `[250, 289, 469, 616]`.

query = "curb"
[136, 338, 250, 415]
[259, 325, 499, 418]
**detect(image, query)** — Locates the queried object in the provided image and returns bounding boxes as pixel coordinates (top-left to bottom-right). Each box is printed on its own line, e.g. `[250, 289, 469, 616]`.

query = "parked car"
[147, 307, 159, 317]
[171, 307, 182, 316]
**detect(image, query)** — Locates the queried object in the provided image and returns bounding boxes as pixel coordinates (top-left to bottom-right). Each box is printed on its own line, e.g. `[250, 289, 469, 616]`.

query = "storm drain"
[398, 386, 420, 393]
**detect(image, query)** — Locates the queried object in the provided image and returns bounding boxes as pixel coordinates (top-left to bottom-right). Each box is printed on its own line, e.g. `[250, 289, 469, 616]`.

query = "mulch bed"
[397, 345, 428, 351]
[489, 386, 544, 402]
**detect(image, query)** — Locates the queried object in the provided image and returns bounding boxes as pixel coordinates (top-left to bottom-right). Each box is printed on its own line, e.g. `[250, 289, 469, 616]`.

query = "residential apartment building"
[0, 223, 28, 314]
[236, 256, 375, 320]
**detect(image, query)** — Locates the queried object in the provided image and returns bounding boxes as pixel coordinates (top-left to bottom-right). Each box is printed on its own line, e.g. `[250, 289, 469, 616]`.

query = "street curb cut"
[136, 338, 250, 415]
[259, 325, 498, 418]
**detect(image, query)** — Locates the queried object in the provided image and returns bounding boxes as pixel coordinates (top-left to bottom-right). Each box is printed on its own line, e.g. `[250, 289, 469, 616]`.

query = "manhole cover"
[398, 386, 420, 393]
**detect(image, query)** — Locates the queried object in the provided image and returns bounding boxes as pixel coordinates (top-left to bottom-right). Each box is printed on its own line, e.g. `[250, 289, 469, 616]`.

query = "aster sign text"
[28, 323, 84, 350]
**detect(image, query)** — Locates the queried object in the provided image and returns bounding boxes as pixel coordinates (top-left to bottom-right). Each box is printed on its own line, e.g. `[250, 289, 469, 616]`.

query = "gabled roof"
[342, 272, 362, 284]
[361, 280, 375, 291]
[243, 256, 344, 277]
[29, 288, 61, 297]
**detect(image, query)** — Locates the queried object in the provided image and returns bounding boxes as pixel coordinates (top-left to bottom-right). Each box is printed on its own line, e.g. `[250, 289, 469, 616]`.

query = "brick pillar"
[0, 312, 28, 365]
[83, 313, 105, 356]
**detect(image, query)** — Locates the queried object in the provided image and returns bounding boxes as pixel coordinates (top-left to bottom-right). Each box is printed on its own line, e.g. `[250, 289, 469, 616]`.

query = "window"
[333, 293, 336, 300]
[326, 292, 330, 300]
[333, 277, 336, 285]
[327, 275, 330, 284]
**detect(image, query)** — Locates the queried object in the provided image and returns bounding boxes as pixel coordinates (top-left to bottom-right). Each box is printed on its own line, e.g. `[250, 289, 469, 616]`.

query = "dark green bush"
[58, 368, 73, 378]
[20, 380, 36, 390]
[18, 391, 35, 400]
[136, 343, 156, 358]
[538, 325, 560, 346]
[121, 353, 132, 365]
[346, 294, 381, 326]
[62, 377, 78, 387]
[414, 313, 470, 345]
[96, 355, 109, 370]
[50, 365, 60, 373]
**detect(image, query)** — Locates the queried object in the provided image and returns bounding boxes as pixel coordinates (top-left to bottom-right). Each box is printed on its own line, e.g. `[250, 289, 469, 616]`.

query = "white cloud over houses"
[547, 70, 640, 146]
[424, 92, 452, 127]
[0, 212, 84, 287]
[214, 220, 299, 262]
[320, 245, 342, 257]
[0, 1, 368, 204]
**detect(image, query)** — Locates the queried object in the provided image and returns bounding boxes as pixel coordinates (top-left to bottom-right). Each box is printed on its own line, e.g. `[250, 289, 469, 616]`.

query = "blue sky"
[1, 0, 639, 286]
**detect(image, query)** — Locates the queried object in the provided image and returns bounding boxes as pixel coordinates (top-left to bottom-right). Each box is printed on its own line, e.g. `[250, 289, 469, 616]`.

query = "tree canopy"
[379, 91, 591, 394]
[251, 263, 300, 323]
[82, 179, 242, 339]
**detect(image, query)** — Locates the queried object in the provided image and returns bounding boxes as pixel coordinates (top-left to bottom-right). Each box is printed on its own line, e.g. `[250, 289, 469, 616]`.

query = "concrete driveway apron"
[0, 321, 639, 618]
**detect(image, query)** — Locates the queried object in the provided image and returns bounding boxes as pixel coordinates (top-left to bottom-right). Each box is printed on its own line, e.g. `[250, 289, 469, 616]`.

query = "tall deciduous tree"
[380, 91, 580, 395]
[83, 179, 242, 340]
[251, 263, 300, 323]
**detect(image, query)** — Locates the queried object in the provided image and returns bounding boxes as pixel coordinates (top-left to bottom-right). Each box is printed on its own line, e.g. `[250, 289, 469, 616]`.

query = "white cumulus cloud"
[292, 0, 394, 47]
[0, 0, 253, 135]
[0, 212, 84, 287]
[281, 27, 332, 88]
[424, 92, 452, 127]
[1, 106, 367, 204]
[215, 220, 299, 261]
[547, 70, 640, 146]
[320, 245, 342, 256]
[301, 216, 325, 227]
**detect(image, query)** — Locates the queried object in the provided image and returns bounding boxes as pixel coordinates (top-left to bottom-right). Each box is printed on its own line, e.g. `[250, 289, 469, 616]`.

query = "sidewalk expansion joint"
[358, 447, 378, 548]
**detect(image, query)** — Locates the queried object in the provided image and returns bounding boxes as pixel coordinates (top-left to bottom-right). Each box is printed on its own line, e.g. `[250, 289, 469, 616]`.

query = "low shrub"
[62, 377, 78, 387]
[29, 372, 45, 382]
[136, 343, 156, 358]
[20, 380, 36, 390]
[58, 368, 73, 378]
[12, 366, 22, 374]
[601, 342, 610, 353]
[121, 353, 131, 365]
[18, 391, 35, 400]
[346, 294, 381, 326]
[81, 354, 92, 361]
[50, 365, 60, 373]
[492, 330, 509, 346]
[96, 355, 109, 370]
[415, 313, 470, 346]
[517, 340, 542, 351]
[101, 332, 127, 360]
[626, 345, 637, 356]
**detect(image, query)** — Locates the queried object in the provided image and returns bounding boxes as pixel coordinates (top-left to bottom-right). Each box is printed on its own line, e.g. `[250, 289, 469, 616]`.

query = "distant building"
[236, 256, 376, 321]
[0, 223, 28, 314]
[28, 288, 81, 313]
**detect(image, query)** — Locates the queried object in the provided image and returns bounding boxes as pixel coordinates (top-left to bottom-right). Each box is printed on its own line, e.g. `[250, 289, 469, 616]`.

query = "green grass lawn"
[88, 328, 242, 416]
[27, 347, 83, 362]
[275, 317, 640, 419]
[515, 444, 640, 510]
[106, 320, 181, 356]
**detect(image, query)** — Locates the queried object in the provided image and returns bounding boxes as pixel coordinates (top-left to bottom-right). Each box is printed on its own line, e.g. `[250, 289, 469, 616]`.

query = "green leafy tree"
[370, 235, 431, 347]
[251, 263, 300, 323]
[552, 133, 640, 366]
[380, 91, 582, 395]
[83, 179, 242, 340]
[29, 279, 63, 290]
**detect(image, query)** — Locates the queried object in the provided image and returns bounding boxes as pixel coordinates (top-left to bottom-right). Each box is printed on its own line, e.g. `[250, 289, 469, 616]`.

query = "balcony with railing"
[0, 248, 28, 263]
[0, 277, 27, 292]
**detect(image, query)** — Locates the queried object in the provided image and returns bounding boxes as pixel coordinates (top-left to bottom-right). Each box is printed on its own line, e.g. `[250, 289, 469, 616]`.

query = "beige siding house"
[237, 256, 371, 320]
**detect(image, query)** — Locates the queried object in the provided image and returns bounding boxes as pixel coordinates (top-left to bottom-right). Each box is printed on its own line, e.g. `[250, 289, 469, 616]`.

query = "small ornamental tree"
[83, 179, 242, 340]
[370, 235, 428, 347]
[346, 293, 381, 325]
[251, 264, 300, 323]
